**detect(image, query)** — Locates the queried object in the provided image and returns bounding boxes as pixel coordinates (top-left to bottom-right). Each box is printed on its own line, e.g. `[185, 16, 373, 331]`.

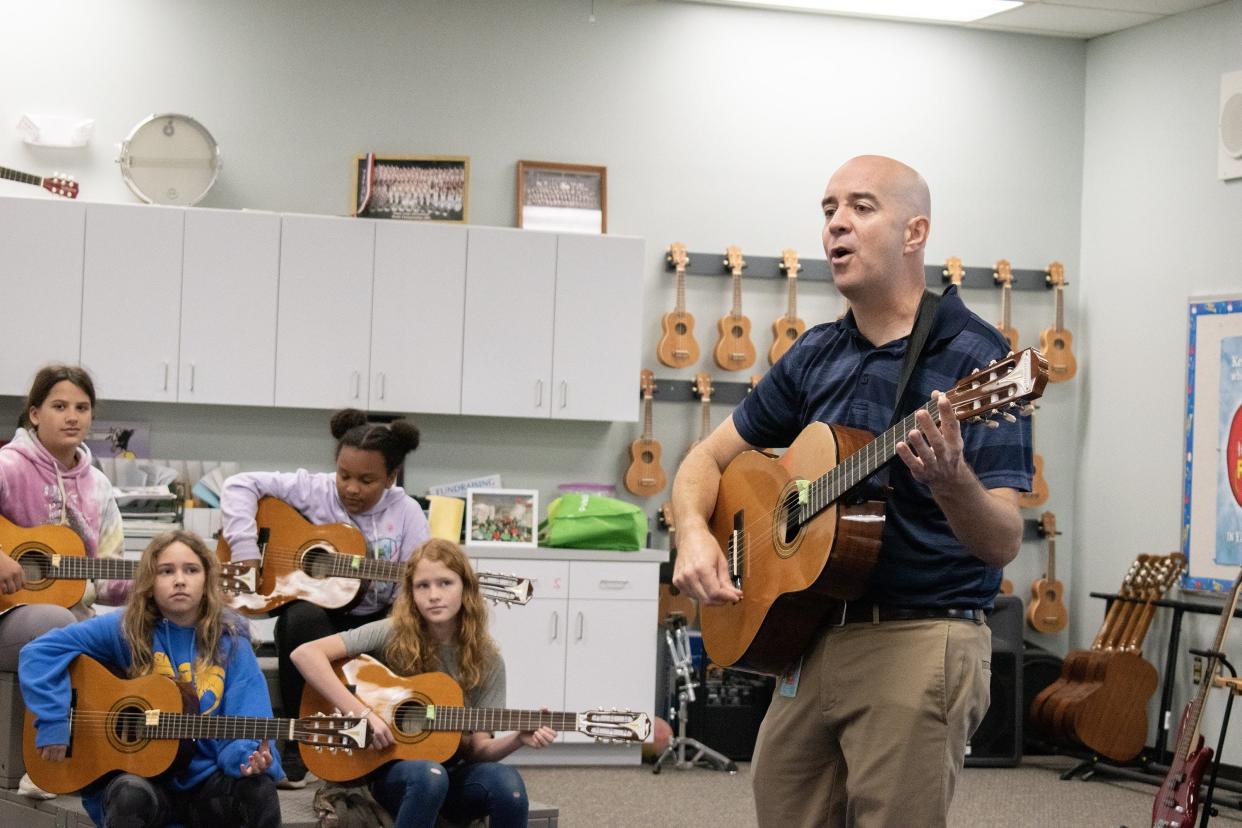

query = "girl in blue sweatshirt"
[19, 530, 283, 828]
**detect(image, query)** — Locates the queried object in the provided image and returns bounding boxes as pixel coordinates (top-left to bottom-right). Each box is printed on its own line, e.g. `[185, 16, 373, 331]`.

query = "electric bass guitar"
[0, 515, 256, 611]
[769, 249, 805, 365]
[656, 243, 700, 368]
[1152, 568, 1242, 828]
[623, 369, 667, 496]
[701, 348, 1048, 674]
[0, 164, 78, 199]
[215, 499, 533, 615]
[23, 655, 367, 794]
[1040, 261, 1077, 382]
[1026, 511, 1068, 633]
[714, 245, 756, 370]
[299, 655, 651, 781]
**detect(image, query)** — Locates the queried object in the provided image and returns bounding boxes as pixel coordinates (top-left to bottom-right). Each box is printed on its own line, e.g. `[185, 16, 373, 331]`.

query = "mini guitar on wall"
[1017, 406, 1049, 509]
[1026, 511, 1068, 634]
[993, 259, 1019, 352]
[0, 165, 78, 199]
[942, 256, 965, 289]
[1040, 261, 1077, 382]
[657, 243, 699, 368]
[769, 248, 805, 365]
[689, 372, 714, 453]
[714, 245, 756, 371]
[623, 369, 667, 497]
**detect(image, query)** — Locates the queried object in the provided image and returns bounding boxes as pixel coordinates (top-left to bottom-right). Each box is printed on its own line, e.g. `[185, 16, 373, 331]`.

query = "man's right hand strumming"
[672, 525, 743, 606]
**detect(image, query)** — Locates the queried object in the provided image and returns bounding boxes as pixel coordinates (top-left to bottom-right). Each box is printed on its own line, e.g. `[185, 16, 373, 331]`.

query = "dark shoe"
[280, 744, 308, 785]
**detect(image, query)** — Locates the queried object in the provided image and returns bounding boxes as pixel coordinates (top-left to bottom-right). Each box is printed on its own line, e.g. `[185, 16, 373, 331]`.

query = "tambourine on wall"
[117, 113, 221, 206]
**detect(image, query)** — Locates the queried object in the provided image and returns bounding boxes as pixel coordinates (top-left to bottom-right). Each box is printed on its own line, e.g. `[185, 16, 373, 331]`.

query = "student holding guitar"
[219, 407, 430, 785]
[671, 156, 1034, 828]
[291, 538, 554, 828]
[0, 365, 127, 798]
[19, 530, 283, 827]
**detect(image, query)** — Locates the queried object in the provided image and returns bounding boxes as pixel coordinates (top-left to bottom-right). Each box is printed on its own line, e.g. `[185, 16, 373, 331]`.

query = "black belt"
[831, 603, 984, 626]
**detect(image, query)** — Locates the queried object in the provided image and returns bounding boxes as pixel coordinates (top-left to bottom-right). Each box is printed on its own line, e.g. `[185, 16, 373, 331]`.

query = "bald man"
[671, 156, 1031, 827]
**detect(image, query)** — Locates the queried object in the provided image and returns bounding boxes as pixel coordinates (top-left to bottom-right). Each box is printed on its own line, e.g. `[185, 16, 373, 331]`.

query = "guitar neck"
[1046, 540, 1056, 584]
[0, 165, 41, 187]
[700, 398, 711, 441]
[675, 268, 686, 315]
[1175, 575, 1242, 758]
[424, 706, 580, 734]
[1055, 285, 1064, 333]
[731, 271, 743, 317]
[787, 274, 798, 320]
[45, 557, 138, 580]
[1001, 283, 1013, 329]
[147, 712, 306, 741]
[642, 395, 654, 441]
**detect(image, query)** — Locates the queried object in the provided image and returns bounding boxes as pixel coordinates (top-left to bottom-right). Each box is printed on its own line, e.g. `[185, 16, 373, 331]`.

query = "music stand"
[653, 614, 737, 774]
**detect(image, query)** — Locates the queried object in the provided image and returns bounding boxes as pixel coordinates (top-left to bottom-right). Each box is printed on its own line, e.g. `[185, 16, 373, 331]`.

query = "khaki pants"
[751, 616, 991, 828]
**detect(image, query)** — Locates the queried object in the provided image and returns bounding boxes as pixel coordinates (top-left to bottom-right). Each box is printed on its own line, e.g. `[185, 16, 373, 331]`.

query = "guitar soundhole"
[301, 546, 334, 578]
[394, 701, 428, 735]
[17, 551, 51, 582]
[731, 325, 744, 338]
[675, 322, 688, 335]
[111, 704, 146, 747]
[780, 493, 802, 545]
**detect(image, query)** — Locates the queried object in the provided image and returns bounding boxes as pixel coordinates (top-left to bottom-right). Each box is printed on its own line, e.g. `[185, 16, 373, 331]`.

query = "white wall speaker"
[1218, 70, 1242, 181]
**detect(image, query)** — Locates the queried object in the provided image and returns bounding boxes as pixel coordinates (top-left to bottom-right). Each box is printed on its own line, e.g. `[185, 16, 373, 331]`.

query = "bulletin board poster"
[1183, 296, 1242, 591]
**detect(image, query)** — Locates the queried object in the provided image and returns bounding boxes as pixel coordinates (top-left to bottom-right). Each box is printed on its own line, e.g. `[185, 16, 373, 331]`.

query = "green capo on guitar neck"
[795, 479, 810, 505]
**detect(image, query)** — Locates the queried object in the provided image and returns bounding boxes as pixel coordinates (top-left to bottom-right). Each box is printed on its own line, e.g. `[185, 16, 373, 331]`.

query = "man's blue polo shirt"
[732, 286, 1032, 609]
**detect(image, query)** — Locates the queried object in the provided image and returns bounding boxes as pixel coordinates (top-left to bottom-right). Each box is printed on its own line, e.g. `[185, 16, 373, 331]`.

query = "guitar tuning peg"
[1021, 404, 1035, 416]
[984, 419, 1000, 430]
[1001, 412, 1017, 423]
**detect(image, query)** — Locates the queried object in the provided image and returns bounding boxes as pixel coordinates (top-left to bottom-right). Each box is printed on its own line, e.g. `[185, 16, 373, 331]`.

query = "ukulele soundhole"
[1054, 337, 1066, 349]
[784, 328, 798, 340]
[675, 322, 688, 335]
[300, 546, 336, 578]
[641, 450, 654, 463]
[731, 325, 744, 338]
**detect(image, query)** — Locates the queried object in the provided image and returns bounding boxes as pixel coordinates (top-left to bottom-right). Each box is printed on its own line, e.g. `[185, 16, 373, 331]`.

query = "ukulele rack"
[643, 377, 756, 406]
[666, 252, 1065, 291]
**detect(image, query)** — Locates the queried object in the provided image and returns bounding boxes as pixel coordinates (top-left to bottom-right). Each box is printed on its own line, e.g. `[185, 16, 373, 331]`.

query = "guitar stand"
[652, 618, 737, 775]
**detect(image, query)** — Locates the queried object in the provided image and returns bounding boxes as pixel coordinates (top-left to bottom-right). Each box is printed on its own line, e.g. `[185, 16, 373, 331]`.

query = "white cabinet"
[179, 209, 281, 406]
[0, 197, 85, 396]
[460, 228, 558, 418]
[481, 560, 569, 710]
[551, 234, 645, 422]
[80, 203, 185, 403]
[275, 215, 376, 409]
[370, 222, 467, 413]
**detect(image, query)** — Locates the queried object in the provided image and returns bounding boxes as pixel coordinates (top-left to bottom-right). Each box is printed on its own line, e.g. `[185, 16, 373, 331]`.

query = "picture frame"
[353, 154, 469, 223]
[516, 160, 606, 234]
[466, 488, 539, 548]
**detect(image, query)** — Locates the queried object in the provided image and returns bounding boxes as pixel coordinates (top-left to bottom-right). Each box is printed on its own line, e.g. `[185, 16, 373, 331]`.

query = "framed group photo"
[353, 154, 469, 222]
[516, 160, 606, 234]
[466, 488, 539, 548]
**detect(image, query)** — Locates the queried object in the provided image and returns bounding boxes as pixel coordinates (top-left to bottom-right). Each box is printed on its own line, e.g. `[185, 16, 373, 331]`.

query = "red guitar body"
[1152, 716, 1211, 828]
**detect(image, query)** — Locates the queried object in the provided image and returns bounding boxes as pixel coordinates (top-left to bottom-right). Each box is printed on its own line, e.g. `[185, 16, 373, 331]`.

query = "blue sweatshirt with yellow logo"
[18, 611, 282, 825]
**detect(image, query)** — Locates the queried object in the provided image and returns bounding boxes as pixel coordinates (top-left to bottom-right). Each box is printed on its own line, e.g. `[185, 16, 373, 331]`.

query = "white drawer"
[568, 560, 658, 600]
[473, 558, 569, 600]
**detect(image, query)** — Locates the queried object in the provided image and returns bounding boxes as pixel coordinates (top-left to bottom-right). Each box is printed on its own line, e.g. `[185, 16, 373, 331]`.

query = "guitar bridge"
[728, 510, 745, 587]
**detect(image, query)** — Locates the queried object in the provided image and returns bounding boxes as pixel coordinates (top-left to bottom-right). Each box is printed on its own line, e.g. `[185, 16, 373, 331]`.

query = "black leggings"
[100, 770, 280, 828]
[274, 600, 387, 716]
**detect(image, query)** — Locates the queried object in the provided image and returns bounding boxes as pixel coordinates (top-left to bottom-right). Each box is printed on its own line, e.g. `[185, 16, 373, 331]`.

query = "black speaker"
[965, 595, 1024, 767]
[1021, 643, 1064, 755]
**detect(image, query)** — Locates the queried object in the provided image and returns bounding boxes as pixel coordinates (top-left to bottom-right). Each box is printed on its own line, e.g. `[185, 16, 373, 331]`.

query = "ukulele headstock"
[1045, 261, 1066, 288]
[943, 256, 965, 286]
[779, 248, 800, 277]
[748, 374, 763, 393]
[993, 259, 1013, 287]
[946, 348, 1049, 425]
[42, 173, 79, 199]
[693, 372, 713, 403]
[724, 245, 746, 276]
[640, 368, 655, 400]
[1037, 511, 1057, 539]
[667, 242, 689, 273]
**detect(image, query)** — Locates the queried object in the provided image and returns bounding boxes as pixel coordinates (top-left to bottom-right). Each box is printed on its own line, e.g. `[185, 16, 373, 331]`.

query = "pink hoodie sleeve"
[92, 494, 130, 606]
[219, 470, 327, 561]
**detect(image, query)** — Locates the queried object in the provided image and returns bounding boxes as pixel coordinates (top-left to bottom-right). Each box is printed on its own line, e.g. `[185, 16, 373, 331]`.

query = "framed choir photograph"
[466, 488, 539, 548]
[516, 160, 606, 234]
[353, 154, 469, 223]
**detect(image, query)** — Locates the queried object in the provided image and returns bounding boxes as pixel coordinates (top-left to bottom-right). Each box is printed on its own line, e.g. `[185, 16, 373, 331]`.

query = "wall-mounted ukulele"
[623, 369, 667, 497]
[1017, 406, 1049, 508]
[689, 373, 714, 452]
[942, 256, 965, 289]
[656, 501, 697, 625]
[714, 245, 756, 370]
[0, 164, 78, 199]
[1040, 261, 1077, 382]
[657, 243, 699, 368]
[1027, 511, 1068, 634]
[993, 259, 1019, 352]
[769, 248, 805, 365]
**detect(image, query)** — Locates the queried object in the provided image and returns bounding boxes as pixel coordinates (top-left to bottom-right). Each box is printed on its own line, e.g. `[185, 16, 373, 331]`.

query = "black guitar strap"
[889, 288, 941, 427]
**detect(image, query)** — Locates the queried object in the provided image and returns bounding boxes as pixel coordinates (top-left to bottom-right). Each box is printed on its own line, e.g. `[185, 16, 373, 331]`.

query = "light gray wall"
[3, 2, 1084, 606]
[1080, 0, 1242, 753]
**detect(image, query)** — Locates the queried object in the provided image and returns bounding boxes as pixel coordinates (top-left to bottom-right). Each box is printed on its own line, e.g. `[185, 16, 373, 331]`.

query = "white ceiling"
[967, 0, 1223, 38]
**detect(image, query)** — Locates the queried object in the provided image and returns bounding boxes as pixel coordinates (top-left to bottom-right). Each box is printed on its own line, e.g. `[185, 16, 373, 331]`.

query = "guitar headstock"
[1119, 554, 1153, 597]
[667, 242, 689, 273]
[478, 571, 533, 606]
[779, 248, 800, 277]
[993, 259, 1013, 287]
[579, 709, 652, 743]
[1046, 261, 1066, 288]
[945, 348, 1049, 426]
[218, 562, 258, 595]
[693, 372, 713, 403]
[42, 173, 79, 199]
[640, 369, 655, 400]
[1156, 553, 1187, 594]
[1037, 511, 1057, 539]
[943, 256, 965, 286]
[294, 712, 369, 750]
[724, 245, 745, 275]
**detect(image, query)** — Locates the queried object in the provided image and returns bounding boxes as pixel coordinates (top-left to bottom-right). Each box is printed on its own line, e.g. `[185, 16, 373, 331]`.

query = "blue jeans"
[370, 760, 529, 828]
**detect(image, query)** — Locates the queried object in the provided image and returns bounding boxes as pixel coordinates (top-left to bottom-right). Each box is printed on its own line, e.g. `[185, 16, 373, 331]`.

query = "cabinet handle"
[551, 610, 559, 641]
[351, 371, 360, 399]
[598, 579, 629, 590]
[535, 379, 543, 408]
[377, 372, 386, 401]
[575, 611, 584, 641]
[161, 362, 168, 391]
[188, 363, 195, 392]
[560, 380, 567, 409]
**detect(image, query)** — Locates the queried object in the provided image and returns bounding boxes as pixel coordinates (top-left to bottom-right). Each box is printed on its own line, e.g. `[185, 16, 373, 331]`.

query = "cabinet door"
[550, 234, 644, 422]
[460, 228, 557, 418]
[180, 209, 281, 405]
[486, 598, 567, 711]
[563, 598, 658, 743]
[370, 222, 467, 414]
[0, 197, 85, 395]
[275, 215, 375, 409]
[80, 203, 185, 402]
